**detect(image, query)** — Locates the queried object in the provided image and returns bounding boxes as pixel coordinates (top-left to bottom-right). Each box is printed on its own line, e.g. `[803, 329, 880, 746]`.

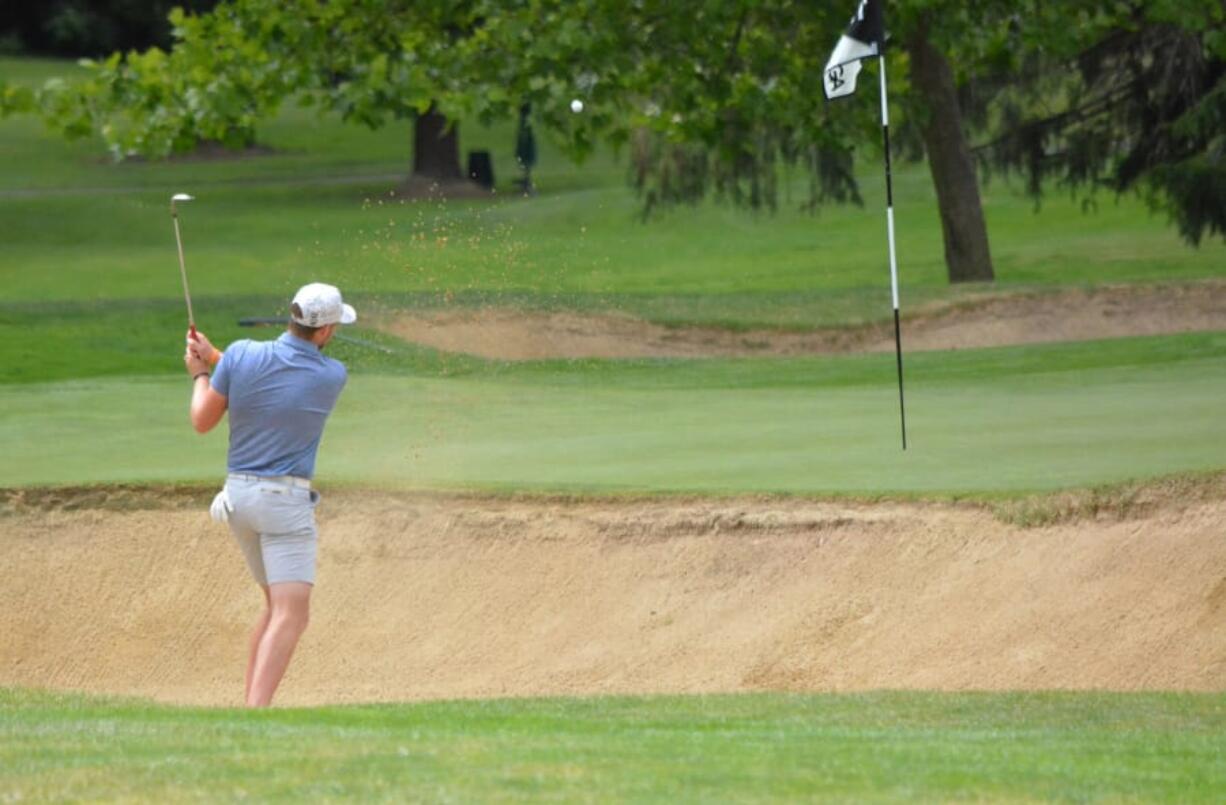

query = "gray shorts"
[224, 475, 320, 586]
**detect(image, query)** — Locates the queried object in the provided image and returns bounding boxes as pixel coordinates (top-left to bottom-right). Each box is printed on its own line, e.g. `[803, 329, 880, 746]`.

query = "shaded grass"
[4, 168, 1220, 319]
[2, 689, 1224, 802]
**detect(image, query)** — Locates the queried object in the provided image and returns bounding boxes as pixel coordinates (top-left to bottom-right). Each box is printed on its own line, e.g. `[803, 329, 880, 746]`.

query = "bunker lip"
[2, 476, 1224, 707]
[375, 281, 1226, 360]
[2, 472, 1222, 519]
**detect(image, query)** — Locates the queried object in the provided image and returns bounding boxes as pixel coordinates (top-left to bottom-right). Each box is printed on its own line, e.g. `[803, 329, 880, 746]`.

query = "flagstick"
[878, 55, 907, 450]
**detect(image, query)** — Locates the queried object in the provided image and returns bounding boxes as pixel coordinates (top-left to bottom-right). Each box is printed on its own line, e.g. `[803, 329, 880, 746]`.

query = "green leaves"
[970, 2, 1226, 244]
[0, 81, 36, 117]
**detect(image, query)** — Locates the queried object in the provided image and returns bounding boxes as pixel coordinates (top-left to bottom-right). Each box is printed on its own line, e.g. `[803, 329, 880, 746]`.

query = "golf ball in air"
[570, 99, 584, 113]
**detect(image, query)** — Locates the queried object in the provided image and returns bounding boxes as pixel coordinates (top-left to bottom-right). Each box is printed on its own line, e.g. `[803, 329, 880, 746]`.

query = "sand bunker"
[2, 481, 1224, 706]
[379, 282, 1226, 360]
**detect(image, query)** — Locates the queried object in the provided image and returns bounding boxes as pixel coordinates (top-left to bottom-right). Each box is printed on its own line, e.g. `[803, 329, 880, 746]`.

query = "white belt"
[228, 472, 311, 490]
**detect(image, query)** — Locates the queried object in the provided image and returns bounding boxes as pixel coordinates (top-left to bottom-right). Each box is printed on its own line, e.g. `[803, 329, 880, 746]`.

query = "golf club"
[170, 193, 197, 340]
[237, 317, 395, 354]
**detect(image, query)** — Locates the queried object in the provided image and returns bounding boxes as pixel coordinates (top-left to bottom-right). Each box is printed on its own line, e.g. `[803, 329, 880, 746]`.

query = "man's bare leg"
[246, 582, 312, 707]
[244, 585, 272, 703]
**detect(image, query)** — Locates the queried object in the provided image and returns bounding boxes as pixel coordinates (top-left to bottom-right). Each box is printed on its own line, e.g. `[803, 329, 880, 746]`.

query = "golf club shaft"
[172, 213, 197, 339]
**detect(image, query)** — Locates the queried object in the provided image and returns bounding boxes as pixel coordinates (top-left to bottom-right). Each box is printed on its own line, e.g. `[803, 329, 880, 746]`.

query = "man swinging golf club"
[183, 282, 355, 707]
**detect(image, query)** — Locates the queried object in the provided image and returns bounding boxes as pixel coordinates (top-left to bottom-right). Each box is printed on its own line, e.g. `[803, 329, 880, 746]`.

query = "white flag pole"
[878, 54, 907, 450]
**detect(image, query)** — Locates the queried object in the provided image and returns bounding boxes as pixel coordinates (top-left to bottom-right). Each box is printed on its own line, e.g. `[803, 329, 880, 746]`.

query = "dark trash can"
[468, 151, 495, 189]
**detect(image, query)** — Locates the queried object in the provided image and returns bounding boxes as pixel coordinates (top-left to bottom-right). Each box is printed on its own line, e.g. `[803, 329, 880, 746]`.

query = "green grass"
[3, 164, 1220, 328]
[3, 689, 1224, 801]
[2, 332, 1223, 493]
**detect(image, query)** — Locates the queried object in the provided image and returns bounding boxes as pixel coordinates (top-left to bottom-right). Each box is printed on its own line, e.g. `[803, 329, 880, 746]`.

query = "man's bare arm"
[190, 380, 228, 433]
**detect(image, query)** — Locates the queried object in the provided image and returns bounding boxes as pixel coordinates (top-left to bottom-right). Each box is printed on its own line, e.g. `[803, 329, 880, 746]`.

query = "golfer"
[183, 282, 355, 707]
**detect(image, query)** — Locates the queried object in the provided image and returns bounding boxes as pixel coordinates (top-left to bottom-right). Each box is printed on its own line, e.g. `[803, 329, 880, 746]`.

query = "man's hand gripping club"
[184, 328, 228, 435]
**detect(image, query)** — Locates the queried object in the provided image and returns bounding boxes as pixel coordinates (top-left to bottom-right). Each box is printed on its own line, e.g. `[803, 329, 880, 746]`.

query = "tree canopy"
[968, 1, 1226, 245]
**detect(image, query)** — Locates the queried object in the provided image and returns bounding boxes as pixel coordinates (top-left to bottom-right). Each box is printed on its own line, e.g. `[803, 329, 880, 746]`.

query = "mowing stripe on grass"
[2, 689, 1224, 801]
[1, 337, 1222, 493]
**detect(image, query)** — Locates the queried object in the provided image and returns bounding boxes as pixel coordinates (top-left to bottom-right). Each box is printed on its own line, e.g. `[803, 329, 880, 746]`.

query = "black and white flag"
[822, 0, 884, 100]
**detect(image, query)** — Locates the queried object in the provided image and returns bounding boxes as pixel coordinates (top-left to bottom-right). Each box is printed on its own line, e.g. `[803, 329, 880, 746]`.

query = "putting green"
[2, 339, 1222, 494]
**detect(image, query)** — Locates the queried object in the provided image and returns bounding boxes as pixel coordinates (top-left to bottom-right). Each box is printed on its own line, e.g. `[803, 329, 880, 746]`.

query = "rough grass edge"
[987, 470, 1226, 528]
[3, 470, 1223, 526]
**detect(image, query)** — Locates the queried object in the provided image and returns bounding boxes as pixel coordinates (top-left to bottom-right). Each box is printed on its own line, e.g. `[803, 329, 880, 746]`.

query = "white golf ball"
[570, 99, 584, 114]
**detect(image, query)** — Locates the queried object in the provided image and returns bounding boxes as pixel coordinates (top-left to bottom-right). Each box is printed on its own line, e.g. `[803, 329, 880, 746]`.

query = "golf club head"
[170, 193, 194, 215]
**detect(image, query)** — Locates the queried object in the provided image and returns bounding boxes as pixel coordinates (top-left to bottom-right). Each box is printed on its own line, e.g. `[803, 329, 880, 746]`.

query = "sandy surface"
[2, 481, 1224, 706]
[379, 282, 1226, 360]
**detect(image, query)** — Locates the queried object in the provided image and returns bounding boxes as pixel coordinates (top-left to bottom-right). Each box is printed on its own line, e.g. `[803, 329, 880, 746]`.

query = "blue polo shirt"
[211, 332, 348, 479]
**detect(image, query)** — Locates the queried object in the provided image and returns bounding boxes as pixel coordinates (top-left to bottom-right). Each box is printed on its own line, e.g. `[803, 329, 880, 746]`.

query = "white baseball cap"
[290, 282, 357, 327]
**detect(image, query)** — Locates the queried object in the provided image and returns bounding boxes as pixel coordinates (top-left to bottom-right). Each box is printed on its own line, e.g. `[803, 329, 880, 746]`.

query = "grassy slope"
[2, 689, 1224, 802]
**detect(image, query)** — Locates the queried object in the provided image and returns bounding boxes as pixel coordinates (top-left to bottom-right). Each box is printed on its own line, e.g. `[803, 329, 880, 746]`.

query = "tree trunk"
[906, 22, 995, 283]
[413, 103, 463, 182]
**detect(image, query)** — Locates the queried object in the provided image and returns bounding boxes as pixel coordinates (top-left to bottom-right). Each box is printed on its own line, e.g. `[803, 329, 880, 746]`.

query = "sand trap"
[378, 282, 1226, 359]
[2, 481, 1223, 706]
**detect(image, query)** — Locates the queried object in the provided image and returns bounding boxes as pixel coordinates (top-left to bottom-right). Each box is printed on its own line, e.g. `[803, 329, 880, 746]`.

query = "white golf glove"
[209, 489, 234, 524]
